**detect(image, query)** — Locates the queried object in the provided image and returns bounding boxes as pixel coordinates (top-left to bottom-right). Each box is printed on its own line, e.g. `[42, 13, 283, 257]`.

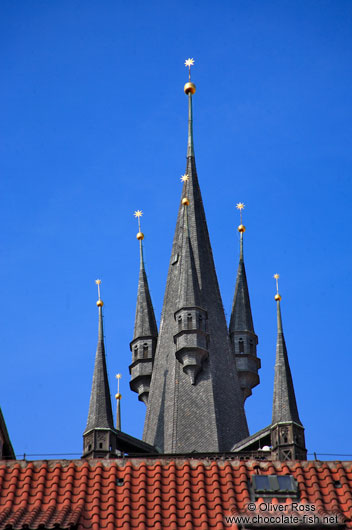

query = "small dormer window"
[187, 313, 192, 329]
[239, 338, 244, 353]
[143, 343, 148, 359]
[249, 339, 255, 354]
[133, 345, 138, 361]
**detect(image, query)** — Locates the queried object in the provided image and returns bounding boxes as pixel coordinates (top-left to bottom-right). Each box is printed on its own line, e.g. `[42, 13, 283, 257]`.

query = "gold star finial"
[95, 279, 103, 306]
[273, 273, 281, 301]
[134, 210, 144, 239]
[236, 202, 245, 231]
[180, 173, 189, 182]
[185, 58, 195, 81]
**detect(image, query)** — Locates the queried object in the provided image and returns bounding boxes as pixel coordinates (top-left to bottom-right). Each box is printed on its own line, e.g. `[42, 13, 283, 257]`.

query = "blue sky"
[1, 0, 352, 459]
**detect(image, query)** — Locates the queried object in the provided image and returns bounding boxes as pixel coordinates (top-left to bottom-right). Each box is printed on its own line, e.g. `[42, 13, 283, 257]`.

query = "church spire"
[130, 211, 158, 405]
[270, 275, 307, 461]
[272, 274, 301, 425]
[229, 204, 260, 401]
[143, 59, 248, 453]
[83, 280, 117, 459]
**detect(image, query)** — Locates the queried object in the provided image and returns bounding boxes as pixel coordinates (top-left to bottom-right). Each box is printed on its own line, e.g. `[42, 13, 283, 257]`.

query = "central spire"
[143, 60, 248, 453]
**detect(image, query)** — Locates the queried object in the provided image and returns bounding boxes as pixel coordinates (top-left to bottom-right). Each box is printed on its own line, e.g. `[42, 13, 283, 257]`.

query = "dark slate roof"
[231, 424, 272, 452]
[84, 306, 114, 432]
[0, 458, 351, 529]
[229, 234, 255, 334]
[143, 92, 248, 453]
[177, 218, 201, 309]
[272, 299, 302, 425]
[133, 245, 158, 340]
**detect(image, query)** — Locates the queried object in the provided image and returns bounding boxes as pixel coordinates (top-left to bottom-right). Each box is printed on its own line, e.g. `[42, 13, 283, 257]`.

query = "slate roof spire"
[229, 205, 260, 401]
[83, 281, 117, 459]
[272, 276, 301, 425]
[270, 275, 307, 460]
[130, 211, 158, 405]
[85, 281, 114, 431]
[143, 59, 248, 453]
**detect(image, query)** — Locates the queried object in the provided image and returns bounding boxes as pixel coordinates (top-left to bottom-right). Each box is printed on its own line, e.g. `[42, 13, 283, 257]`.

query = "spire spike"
[115, 374, 122, 431]
[270, 274, 307, 460]
[272, 274, 301, 425]
[230, 203, 260, 401]
[130, 211, 158, 405]
[143, 64, 249, 452]
[184, 58, 196, 158]
[83, 280, 115, 458]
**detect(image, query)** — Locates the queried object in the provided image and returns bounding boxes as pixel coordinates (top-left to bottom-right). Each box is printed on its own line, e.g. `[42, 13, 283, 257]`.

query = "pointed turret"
[143, 59, 248, 453]
[270, 275, 307, 461]
[174, 190, 209, 385]
[229, 205, 260, 401]
[130, 212, 158, 405]
[83, 280, 117, 459]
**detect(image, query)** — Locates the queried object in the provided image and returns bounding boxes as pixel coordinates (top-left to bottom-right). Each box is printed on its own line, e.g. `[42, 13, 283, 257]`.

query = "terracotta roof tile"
[0, 458, 351, 528]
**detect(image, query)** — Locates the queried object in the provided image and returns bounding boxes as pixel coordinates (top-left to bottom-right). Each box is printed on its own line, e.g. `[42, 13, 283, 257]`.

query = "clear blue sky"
[1, 0, 352, 459]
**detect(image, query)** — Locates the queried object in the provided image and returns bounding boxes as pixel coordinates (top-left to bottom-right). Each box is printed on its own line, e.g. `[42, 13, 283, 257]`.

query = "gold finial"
[115, 373, 122, 400]
[236, 202, 246, 233]
[95, 279, 103, 307]
[184, 58, 196, 95]
[274, 273, 282, 301]
[180, 174, 189, 182]
[182, 197, 190, 206]
[134, 210, 144, 240]
[185, 58, 194, 80]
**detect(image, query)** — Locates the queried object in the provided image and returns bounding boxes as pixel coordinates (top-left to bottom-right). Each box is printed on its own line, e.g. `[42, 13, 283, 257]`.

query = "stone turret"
[130, 219, 158, 405]
[174, 202, 209, 385]
[229, 220, 260, 401]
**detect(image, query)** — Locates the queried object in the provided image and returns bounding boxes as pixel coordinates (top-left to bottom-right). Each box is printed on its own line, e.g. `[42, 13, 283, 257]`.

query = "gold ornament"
[184, 82, 196, 95]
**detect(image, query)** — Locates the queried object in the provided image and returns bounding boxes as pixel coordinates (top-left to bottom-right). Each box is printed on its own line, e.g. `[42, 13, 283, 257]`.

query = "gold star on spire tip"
[185, 58, 194, 67]
[180, 173, 189, 182]
[95, 279, 103, 306]
[273, 273, 281, 300]
[236, 202, 246, 232]
[134, 210, 143, 218]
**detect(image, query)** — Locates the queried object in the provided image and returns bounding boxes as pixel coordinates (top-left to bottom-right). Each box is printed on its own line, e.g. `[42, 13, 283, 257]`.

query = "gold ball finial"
[238, 224, 246, 233]
[273, 274, 281, 301]
[95, 279, 103, 306]
[184, 82, 196, 95]
[115, 393, 122, 400]
[136, 232, 144, 240]
[182, 197, 190, 206]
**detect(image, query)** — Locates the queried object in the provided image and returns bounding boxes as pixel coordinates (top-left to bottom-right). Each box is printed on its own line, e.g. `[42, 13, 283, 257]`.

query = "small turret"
[174, 183, 209, 385]
[229, 204, 260, 401]
[83, 280, 117, 459]
[130, 211, 158, 405]
[270, 274, 307, 461]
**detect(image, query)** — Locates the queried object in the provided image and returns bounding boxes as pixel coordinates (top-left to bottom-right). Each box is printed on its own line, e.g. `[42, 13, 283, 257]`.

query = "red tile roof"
[0, 458, 351, 529]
